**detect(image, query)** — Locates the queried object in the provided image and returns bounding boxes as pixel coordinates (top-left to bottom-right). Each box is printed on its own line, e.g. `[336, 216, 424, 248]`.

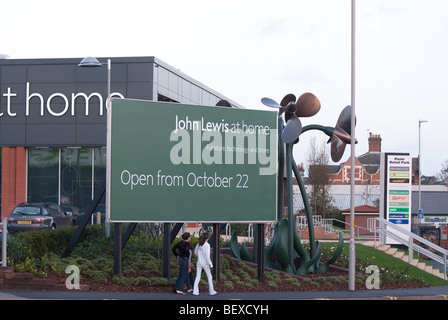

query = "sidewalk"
[1, 285, 447, 300]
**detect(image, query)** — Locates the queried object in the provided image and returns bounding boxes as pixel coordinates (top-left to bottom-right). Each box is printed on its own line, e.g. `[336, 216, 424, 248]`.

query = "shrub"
[85, 269, 110, 281]
[245, 283, 254, 290]
[249, 279, 259, 286]
[317, 276, 326, 283]
[224, 269, 233, 279]
[224, 281, 234, 290]
[7, 228, 72, 261]
[134, 276, 151, 286]
[284, 277, 298, 285]
[113, 275, 132, 286]
[243, 274, 252, 282]
[149, 277, 171, 287]
[237, 269, 249, 278]
[272, 275, 282, 284]
[330, 276, 344, 284]
[220, 254, 232, 270]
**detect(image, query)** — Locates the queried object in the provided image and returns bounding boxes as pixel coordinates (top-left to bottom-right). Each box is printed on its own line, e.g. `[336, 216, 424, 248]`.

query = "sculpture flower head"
[328, 105, 357, 162]
[261, 92, 321, 144]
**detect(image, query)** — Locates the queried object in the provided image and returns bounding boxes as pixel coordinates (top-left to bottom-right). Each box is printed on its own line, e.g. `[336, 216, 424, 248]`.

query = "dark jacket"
[172, 240, 191, 259]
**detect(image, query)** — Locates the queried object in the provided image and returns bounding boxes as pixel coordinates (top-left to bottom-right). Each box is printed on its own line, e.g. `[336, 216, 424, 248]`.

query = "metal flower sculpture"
[329, 105, 357, 162]
[231, 93, 356, 275]
[261, 93, 320, 144]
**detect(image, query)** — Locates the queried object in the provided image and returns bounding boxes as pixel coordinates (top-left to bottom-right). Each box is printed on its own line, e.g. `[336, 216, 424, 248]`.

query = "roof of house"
[357, 151, 381, 174]
[341, 205, 379, 213]
[326, 151, 381, 175]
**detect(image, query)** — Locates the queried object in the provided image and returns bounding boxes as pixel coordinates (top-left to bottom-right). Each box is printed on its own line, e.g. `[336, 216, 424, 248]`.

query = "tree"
[306, 137, 336, 218]
[437, 160, 448, 185]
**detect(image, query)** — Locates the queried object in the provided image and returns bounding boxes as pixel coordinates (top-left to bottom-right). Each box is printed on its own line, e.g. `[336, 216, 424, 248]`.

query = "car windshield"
[12, 207, 41, 215]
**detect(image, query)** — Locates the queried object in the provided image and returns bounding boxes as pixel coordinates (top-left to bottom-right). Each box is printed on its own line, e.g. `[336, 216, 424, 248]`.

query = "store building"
[0, 56, 242, 219]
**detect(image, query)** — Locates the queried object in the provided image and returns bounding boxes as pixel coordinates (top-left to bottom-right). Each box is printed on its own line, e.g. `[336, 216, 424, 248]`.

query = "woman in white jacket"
[193, 233, 217, 296]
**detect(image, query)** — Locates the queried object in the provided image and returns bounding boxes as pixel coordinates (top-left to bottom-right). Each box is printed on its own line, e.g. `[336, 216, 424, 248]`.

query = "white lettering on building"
[0, 82, 124, 117]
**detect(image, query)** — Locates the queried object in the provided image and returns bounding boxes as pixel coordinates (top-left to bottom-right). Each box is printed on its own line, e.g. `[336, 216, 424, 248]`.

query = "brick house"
[328, 133, 419, 185]
[328, 133, 382, 185]
[341, 205, 379, 236]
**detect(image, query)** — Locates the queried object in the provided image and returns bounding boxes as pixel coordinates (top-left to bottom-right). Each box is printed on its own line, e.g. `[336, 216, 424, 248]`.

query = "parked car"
[8, 202, 75, 234]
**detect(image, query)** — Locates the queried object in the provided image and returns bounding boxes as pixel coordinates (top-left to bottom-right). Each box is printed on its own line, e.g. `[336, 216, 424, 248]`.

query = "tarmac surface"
[1, 285, 447, 300]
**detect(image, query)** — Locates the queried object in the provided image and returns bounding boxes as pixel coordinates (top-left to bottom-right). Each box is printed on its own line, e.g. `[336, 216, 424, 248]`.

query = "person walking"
[172, 232, 191, 295]
[193, 233, 217, 296]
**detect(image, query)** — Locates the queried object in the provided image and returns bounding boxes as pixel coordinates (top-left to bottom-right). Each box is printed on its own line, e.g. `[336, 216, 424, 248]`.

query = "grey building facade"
[0, 56, 242, 217]
[0, 56, 241, 147]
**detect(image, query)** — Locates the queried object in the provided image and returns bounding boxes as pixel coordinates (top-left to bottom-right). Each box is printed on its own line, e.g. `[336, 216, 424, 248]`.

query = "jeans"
[173, 258, 189, 292]
[185, 268, 194, 291]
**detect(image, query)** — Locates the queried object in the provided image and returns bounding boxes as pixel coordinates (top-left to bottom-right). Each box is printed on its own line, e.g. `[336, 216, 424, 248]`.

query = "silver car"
[8, 203, 75, 233]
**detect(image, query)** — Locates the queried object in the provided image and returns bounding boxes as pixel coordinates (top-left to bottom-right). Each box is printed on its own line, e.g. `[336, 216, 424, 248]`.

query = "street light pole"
[78, 57, 112, 237]
[418, 119, 427, 220]
[348, 0, 356, 292]
[106, 58, 111, 238]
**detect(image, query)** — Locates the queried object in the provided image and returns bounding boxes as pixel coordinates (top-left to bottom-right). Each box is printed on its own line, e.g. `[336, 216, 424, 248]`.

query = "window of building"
[28, 147, 106, 218]
[345, 167, 361, 182]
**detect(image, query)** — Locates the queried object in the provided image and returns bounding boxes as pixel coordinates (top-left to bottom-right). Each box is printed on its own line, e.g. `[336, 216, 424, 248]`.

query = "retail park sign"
[0, 82, 124, 117]
[109, 99, 278, 223]
[380, 153, 412, 245]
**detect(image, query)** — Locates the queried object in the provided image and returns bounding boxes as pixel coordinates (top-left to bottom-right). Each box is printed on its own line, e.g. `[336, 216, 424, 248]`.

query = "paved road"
[1, 285, 448, 300]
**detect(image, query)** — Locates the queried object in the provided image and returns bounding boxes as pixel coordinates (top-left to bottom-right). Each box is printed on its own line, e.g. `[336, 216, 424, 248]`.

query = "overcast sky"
[2, 0, 447, 177]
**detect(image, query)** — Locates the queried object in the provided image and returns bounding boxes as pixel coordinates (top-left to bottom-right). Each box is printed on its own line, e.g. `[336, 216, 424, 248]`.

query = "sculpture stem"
[302, 124, 334, 137]
[281, 124, 335, 269]
[277, 117, 285, 221]
[285, 143, 295, 271]
[291, 157, 316, 258]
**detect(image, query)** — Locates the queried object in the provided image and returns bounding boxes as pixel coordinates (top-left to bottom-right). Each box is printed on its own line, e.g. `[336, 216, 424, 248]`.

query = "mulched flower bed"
[44, 256, 429, 293]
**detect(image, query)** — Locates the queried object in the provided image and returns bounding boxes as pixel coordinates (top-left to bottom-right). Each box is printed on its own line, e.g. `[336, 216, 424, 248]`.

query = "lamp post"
[348, 0, 356, 291]
[78, 57, 112, 238]
[418, 119, 427, 221]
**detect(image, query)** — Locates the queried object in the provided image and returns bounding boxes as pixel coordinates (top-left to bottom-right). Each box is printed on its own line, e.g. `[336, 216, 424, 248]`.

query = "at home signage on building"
[109, 99, 278, 223]
[0, 82, 124, 117]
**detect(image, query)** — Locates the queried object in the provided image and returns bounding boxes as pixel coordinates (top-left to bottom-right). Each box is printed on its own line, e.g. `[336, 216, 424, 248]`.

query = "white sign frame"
[380, 153, 412, 245]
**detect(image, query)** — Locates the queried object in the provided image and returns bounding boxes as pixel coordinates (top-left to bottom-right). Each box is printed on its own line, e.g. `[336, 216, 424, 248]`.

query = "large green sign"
[110, 99, 277, 223]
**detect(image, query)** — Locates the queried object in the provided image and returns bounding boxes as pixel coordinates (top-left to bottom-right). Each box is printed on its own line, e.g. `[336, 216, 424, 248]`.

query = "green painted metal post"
[285, 143, 294, 271]
[277, 117, 285, 221]
[292, 158, 316, 258]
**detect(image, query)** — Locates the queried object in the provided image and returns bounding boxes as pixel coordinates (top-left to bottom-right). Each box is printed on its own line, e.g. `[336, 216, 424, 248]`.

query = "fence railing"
[296, 215, 373, 239]
[368, 217, 447, 280]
